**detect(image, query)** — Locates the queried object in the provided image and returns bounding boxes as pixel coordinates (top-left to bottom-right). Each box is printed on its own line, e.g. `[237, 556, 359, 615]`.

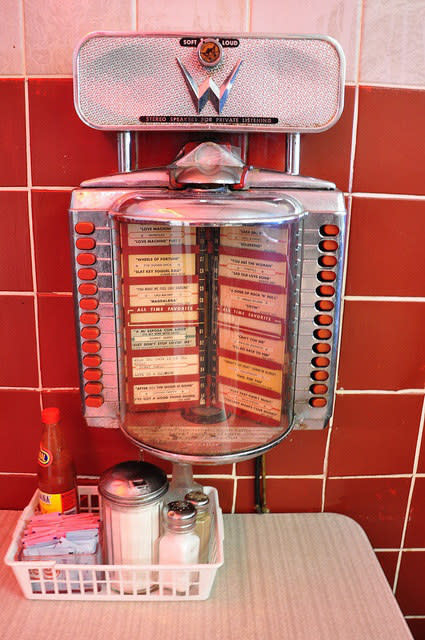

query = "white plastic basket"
[5, 485, 224, 601]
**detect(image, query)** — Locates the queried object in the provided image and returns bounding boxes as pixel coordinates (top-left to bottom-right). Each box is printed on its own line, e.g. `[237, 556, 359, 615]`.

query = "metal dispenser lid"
[98, 460, 168, 507]
[164, 501, 197, 532]
[185, 491, 210, 513]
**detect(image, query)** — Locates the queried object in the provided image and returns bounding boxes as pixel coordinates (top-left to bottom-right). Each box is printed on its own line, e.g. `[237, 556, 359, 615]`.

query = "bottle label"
[38, 444, 53, 467]
[39, 488, 78, 514]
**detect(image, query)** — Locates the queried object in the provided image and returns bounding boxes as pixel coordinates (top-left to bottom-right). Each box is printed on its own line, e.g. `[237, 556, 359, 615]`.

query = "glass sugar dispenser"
[98, 460, 168, 593]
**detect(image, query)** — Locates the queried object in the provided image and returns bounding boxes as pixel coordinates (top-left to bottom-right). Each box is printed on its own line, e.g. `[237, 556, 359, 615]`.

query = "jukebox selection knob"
[85, 395, 104, 408]
[78, 268, 97, 281]
[76, 237, 96, 250]
[79, 298, 99, 310]
[77, 253, 96, 266]
[82, 341, 101, 354]
[81, 326, 100, 339]
[309, 398, 327, 408]
[85, 382, 103, 394]
[83, 354, 102, 367]
[78, 283, 98, 295]
[80, 312, 99, 324]
[75, 221, 95, 234]
[83, 368, 102, 381]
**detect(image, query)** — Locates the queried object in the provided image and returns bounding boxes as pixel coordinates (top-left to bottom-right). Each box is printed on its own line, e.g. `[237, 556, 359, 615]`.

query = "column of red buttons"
[75, 221, 104, 408]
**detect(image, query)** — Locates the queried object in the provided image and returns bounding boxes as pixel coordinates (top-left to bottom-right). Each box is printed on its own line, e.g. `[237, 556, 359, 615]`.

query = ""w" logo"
[177, 58, 243, 114]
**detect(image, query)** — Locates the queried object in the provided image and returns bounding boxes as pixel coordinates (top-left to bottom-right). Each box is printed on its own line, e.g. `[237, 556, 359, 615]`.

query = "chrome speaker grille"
[74, 33, 345, 133]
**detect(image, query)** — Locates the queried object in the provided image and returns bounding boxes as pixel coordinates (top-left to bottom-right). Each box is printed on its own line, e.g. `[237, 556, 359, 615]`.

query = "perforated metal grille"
[75, 33, 344, 132]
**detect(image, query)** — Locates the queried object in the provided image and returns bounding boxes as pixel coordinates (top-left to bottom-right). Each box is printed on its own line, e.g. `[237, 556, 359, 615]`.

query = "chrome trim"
[117, 131, 135, 172]
[286, 133, 300, 175]
[177, 58, 243, 114]
[73, 32, 345, 133]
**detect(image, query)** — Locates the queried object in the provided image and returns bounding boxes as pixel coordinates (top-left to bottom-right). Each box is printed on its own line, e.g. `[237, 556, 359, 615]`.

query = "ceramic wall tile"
[361, 0, 425, 87]
[236, 477, 322, 513]
[0, 191, 32, 291]
[0, 390, 41, 473]
[325, 477, 410, 548]
[404, 478, 425, 549]
[338, 301, 425, 391]
[24, 0, 134, 75]
[28, 79, 117, 186]
[137, 0, 248, 32]
[0, 296, 38, 387]
[375, 551, 398, 589]
[328, 395, 422, 476]
[396, 552, 425, 615]
[346, 197, 425, 297]
[0, 0, 24, 74]
[32, 190, 73, 293]
[0, 79, 27, 186]
[250, 0, 361, 82]
[37, 295, 79, 387]
[0, 474, 38, 509]
[353, 87, 425, 195]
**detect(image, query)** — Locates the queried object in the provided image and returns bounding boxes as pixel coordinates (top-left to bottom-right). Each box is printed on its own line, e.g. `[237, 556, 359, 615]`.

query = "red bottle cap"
[41, 407, 60, 424]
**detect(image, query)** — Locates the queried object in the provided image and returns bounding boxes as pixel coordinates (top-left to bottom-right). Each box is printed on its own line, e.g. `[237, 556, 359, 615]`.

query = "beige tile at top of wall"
[23, 0, 135, 75]
[0, 0, 24, 74]
[361, 0, 425, 87]
[250, 0, 361, 83]
[137, 0, 248, 32]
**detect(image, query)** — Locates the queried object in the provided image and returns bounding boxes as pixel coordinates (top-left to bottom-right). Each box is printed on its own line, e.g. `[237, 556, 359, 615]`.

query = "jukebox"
[69, 33, 347, 466]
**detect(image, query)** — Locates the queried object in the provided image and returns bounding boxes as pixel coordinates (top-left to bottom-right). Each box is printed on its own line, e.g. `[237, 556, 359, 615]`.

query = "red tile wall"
[1, 77, 425, 625]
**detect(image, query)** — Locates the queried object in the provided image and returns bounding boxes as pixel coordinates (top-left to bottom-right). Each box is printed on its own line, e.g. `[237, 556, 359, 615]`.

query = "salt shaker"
[159, 501, 200, 594]
[185, 490, 211, 563]
[99, 460, 168, 593]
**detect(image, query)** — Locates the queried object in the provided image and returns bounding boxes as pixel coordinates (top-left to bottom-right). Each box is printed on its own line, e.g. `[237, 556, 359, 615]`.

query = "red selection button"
[81, 326, 100, 339]
[85, 395, 104, 408]
[309, 397, 327, 408]
[78, 268, 97, 281]
[79, 298, 98, 311]
[80, 312, 99, 325]
[76, 237, 96, 250]
[83, 369, 102, 381]
[77, 253, 96, 266]
[75, 222, 95, 235]
[78, 283, 98, 295]
[83, 354, 102, 367]
[84, 382, 103, 394]
[82, 341, 101, 354]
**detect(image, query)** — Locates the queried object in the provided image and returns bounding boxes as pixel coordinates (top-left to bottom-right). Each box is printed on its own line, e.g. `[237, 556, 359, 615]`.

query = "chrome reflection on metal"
[176, 57, 242, 114]
[117, 131, 135, 173]
[286, 133, 301, 176]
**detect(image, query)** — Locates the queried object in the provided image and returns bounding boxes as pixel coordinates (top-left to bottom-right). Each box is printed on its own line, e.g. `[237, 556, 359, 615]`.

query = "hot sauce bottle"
[37, 407, 78, 514]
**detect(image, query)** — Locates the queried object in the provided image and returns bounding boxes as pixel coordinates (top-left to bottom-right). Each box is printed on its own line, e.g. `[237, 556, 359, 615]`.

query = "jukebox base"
[122, 408, 288, 463]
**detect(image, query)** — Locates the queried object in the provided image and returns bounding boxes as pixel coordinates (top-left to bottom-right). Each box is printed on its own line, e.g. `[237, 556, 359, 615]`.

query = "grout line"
[351, 192, 425, 200]
[0, 471, 36, 477]
[344, 296, 425, 302]
[246, 0, 252, 32]
[393, 395, 425, 594]
[132, 0, 137, 30]
[327, 474, 412, 480]
[336, 389, 425, 395]
[321, 425, 332, 512]
[0, 386, 80, 392]
[231, 476, 238, 514]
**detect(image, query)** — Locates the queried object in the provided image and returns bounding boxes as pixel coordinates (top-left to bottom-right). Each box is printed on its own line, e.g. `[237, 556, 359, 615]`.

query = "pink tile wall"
[1, 0, 425, 632]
